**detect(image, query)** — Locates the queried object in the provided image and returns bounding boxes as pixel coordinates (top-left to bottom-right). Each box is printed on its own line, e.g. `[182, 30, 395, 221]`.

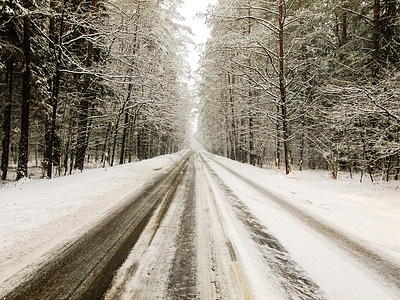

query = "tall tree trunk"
[137, 126, 143, 160]
[75, 96, 90, 171]
[128, 106, 140, 162]
[372, 0, 380, 62]
[101, 122, 112, 164]
[380, 0, 399, 64]
[46, 74, 60, 178]
[342, 11, 347, 45]
[299, 132, 305, 171]
[119, 110, 130, 165]
[127, 116, 134, 163]
[245, 12, 255, 166]
[335, 13, 340, 46]
[119, 83, 133, 165]
[223, 111, 232, 159]
[49, 0, 56, 45]
[331, 144, 339, 180]
[126, 111, 135, 162]
[298, 0, 308, 171]
[249, 114, 255, 165]
[17, 3, 32, 180]
[278, 0, 292, 174]
[63, 119, 74, 176]
[227, 72, 237, 160]
[47, 9, 64, 178]
[276, 104, 281, 170]
[145, 130, 151, 159]
[248, 91, 255, 165]
[1, 59, 13, 180]
[74, 0, 97, 171]
[111, 99, 129, 166]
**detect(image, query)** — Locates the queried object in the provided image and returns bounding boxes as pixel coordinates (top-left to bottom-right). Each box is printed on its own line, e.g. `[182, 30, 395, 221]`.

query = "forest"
[1, 0, 400, 182]
[198, 0, 400, 181]
[0, 0, 191, 181]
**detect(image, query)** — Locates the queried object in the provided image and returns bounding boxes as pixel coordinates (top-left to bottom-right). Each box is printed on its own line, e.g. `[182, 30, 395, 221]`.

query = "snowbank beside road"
[0, 152, 186, 289]
[208, 152, 400, 263]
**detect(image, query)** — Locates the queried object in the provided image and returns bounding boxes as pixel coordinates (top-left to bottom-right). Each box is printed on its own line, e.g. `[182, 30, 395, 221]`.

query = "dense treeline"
[0, 0, 190, 180]
[198, 0, 400, 181]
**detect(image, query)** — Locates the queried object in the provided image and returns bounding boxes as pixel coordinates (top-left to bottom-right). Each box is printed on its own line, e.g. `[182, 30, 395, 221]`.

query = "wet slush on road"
[2, 151, 400, 300]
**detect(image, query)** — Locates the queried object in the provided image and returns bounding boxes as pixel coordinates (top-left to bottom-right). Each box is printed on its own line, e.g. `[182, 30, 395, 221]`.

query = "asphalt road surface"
[2, 151, 400, 299]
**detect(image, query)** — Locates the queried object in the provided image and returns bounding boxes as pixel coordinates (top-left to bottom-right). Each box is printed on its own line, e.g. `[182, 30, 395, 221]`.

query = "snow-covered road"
[105, 151, 400, 299]
[199, 152, 400, 299]
[1, 150, 400, 299]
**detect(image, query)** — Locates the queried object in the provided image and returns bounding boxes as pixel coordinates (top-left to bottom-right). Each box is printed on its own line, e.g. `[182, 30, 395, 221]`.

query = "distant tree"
[16, 0, 33, 180]
[0, 0, 191, 180]
[0, 0, 20, 180]
[198, 0, 400, 180]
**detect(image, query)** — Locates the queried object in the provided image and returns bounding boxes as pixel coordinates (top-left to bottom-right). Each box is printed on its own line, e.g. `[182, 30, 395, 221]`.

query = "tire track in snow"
[104, 156, 193, 300]
[107, 153, 250, 299]
[204, 152, 400, 294]
[166, 157, 198, 299]
[1, 154, 191, 300]
[194, 154, 251, 300]
[199, 153, 325, 300]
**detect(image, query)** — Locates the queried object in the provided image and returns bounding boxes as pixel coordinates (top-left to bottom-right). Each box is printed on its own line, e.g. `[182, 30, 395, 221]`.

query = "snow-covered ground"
[201, 152, 400, 299]
[0, 151, 187, 290]
[207, 153, 400, 264]
[1, 149, 399, 298]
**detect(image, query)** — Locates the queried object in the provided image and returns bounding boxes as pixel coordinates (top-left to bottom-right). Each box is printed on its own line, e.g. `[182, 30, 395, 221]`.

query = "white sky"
[177, 0, 217, 133]
[178, 0, 217, 74]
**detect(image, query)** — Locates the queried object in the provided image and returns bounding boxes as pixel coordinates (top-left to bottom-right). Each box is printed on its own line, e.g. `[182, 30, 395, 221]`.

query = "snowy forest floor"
[0, 150, 399, 299]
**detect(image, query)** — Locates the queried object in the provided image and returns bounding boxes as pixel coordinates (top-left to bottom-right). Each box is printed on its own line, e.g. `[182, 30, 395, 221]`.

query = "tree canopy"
[0, 0, 191, 180]
[197, 0, 400, 181]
